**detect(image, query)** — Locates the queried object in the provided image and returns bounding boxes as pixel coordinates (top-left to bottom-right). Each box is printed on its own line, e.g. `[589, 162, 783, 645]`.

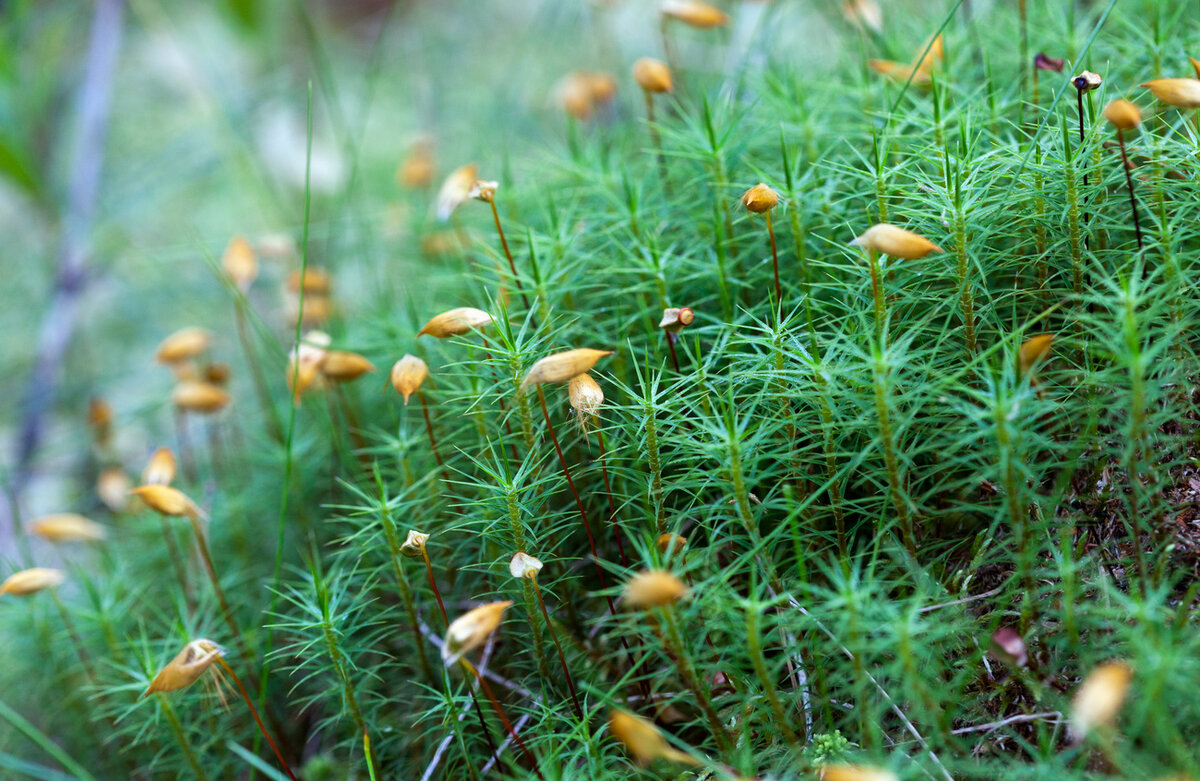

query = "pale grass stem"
[766, 209, 781, 322]
[867, 248, 885, 337]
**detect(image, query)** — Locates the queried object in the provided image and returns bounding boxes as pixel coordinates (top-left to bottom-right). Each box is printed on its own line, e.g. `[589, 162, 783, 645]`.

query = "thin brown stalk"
[1116, 130, 1143, 251]
[459, 657, 543, 780]
[530, 578, 584, 721]
[186, 513, 249, 661]
[421, 547, 449, 629]
[595, 429, 629, 567]
[160, 517, 193, 610]
[665, 331, 681, 373]
[215, 657, 298, 780]
[489, 199, 530, 309]
[534, 386, 614, 611]
[417, 389, 445, 467]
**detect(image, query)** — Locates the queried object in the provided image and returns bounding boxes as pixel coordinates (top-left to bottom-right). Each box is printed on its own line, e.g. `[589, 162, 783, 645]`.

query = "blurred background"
[0, 0, 859, 534]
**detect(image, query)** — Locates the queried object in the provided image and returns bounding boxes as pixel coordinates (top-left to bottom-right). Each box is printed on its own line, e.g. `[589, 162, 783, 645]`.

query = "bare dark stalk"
[530, 578, 584, 721]
[459, 658, 543, 780]
[187, 514, 249, 660]
[1073, 80, 1090, 191]
[417, 390, 445, 467]
[420, 547, 449, 629]
[534, 386, 614, 611]
[159, 517, 192, 611]
[1116, 130, 1144, 250]
[595, 429, 628, 567]
[489, 199, 530, 309]
[215, 658, 298, 781]
[665, 331, 681, 373]
[536, 386, 650, 704]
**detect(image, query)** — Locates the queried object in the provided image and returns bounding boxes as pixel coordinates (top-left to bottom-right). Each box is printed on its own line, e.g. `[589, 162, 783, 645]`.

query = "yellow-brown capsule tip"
[1018, 334, 1054, 375]
[820, 765, 901, 781]
[655, 533, 687, 555]
[172, 381, 232, 414]
[285, 267, 332, 295]
[741, 183, 780, 213]
[155, 327, 211, 364]
[321, 351, 376, 382]
[390, 355, 429, 404]
[28, 514, 107, 543]
[850, 223, 943, 259]
[442, 601, 513, 665]
[608, 708, 699, 766]
[633, 58, 673, 93]
[0, 568, 66, 596]
[661, 0, 729, 29]
[142, 447, 178, 486]
[400, 529, 430, 558]
[622, 569, 688, 608]
[130, 484, 197, 517]
[144, 639, 226, 696]
[417, 307, 494, 339]
[1071, 661, 1133, 741]
[222, 235, 258, 291]
[509, 552, 544, 580]
[436, 164, 479, 221]
[1141, 78, 1200, 108]
[521, 348, 613, 389]
[1102, 99, 1142, 131]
